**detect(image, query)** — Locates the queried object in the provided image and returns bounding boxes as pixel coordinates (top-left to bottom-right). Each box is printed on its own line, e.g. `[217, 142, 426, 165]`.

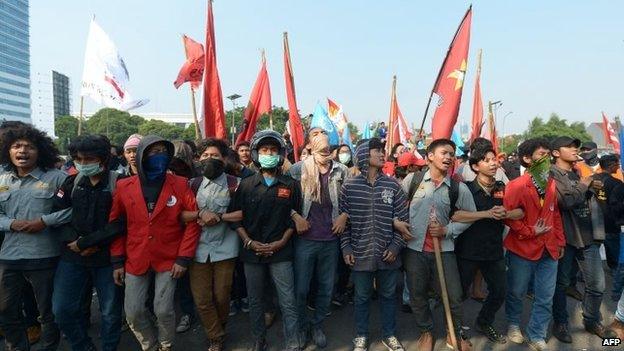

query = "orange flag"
[236, 54, 272, 144]
[283, 32, 305, 162]
[602, 112, 621, 154]
[174, 35, 204, 90]
[430, 6, 472, 139]
[200, 0, 227, 139]
[470, 49, 483, 143]
[387, 76, 412, 154]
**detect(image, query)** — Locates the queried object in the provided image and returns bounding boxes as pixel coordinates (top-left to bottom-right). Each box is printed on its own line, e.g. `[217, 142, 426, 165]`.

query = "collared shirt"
[550, 164, 593, 248]
[402, 170, 476, 252]
[455, 180, 506, 261]
[0, 167, 71, 266]
[461, 165, 509, 184]
[229, 172, 301, 263]
[194, 174, 239, 263]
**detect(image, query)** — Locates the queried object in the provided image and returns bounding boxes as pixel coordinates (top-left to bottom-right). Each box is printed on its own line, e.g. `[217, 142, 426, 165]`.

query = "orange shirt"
[576, 161, 623, 181]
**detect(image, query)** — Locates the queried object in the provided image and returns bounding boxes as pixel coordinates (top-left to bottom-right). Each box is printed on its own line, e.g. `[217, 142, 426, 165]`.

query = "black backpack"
[406, 167, 460, 217]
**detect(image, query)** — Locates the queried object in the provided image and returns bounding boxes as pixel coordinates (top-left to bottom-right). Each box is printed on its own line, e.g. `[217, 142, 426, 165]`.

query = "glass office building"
[0, 0, 30, 123]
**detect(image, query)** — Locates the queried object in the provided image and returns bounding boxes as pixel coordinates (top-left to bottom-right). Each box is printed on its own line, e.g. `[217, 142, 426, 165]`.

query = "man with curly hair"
[0, 123, 71, 351]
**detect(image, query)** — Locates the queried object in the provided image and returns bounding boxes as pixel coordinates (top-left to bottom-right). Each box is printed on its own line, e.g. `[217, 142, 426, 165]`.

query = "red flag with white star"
[431, 6, 472, 140]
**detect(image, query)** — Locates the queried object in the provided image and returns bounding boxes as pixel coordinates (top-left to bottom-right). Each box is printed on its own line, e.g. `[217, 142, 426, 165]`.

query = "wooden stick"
[77, 96, 84, 136]
[432, 236, 458, 350]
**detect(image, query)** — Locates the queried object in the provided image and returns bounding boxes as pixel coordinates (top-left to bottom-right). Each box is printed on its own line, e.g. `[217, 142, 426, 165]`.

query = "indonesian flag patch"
[56, 189, 64, 198]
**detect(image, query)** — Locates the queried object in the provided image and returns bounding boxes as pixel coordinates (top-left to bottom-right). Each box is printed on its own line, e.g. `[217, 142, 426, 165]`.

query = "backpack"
[407, 167, 460, 217]
[190, 175, 239, 196]
[71, 171, 119, 198]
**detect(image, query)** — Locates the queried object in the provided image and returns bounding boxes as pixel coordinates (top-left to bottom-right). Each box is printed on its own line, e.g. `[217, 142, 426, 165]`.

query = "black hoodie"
[135, 135, 175, 213]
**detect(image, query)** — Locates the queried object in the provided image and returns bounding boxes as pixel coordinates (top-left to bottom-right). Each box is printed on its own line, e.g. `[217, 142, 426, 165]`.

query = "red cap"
[398, 152, 426, 167]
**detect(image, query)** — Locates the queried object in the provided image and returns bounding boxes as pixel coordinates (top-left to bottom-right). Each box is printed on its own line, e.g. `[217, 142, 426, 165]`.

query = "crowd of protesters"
[1, 120, 624, 351]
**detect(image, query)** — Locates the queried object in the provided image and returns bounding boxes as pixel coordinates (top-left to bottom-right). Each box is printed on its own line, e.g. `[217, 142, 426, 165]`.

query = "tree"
[499, 134, 524, 155]
[138, 119, 186, 140]
[523, 113, 592, 142]
[86, 108, 144, 147]
[54, 115, 80, 154]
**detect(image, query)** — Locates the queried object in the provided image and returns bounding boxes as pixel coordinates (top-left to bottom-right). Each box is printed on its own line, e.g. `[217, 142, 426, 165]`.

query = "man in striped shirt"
[339, 138, 409, 351]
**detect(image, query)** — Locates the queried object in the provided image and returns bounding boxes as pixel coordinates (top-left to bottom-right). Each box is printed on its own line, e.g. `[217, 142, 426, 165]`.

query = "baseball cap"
[580, 141, 598, 151]
[550, 136, 581, 150]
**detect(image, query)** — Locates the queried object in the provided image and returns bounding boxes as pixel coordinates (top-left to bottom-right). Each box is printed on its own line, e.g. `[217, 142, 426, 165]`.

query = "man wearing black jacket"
[51, 135, 124, 351]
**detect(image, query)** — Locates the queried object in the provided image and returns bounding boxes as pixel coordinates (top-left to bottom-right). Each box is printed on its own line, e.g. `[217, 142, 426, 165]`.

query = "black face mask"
[580, 149, 599, 166]
[202, 158, 225, 180]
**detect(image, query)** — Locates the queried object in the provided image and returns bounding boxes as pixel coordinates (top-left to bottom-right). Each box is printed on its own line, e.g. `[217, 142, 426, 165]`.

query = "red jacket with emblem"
[503, 173, 565, 261]
[109, 174, 200, 275]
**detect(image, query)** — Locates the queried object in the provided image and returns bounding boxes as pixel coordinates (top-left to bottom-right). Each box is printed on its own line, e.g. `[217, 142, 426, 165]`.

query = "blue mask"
[144, 153, 170, 180]
[258, 154, 280, 169]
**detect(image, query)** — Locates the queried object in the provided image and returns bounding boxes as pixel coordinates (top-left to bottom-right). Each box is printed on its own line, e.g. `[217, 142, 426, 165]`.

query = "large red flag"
[283, 32, 305, 162]
[174, 35, 204, 90]
[200, 0, 227, 139]
[602, 112, 621, 154]
[430, 6, 472, 140]
[236, 55, 272, 144]
[470, 49, 483, 142]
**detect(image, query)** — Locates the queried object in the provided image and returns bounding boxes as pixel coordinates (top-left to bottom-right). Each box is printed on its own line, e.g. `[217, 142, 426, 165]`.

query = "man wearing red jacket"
[502, 138, 565, 351]
[110, 135, 200, 351]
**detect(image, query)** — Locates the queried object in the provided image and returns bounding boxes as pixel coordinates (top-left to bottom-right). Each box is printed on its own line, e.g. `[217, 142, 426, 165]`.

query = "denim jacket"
[287, 160, 349, 220]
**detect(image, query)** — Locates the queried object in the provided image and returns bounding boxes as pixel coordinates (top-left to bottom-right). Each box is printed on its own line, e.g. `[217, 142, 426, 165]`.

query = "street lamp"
[227, 94, 242, 145]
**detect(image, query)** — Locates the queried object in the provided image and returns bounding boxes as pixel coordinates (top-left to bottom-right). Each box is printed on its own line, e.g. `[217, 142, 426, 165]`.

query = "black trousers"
[457, 257, 506, 326]
[0, 266, 60, 351]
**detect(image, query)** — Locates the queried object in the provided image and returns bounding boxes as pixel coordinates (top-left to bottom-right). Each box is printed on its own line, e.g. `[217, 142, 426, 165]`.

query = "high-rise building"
[52, 71, 69, 118]
[0, 0, 30, 123]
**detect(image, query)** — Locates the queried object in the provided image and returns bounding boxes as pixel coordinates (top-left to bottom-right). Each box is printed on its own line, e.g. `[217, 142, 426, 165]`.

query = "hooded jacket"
[110, 135, 200, 274]
[339, 140, 408, 271]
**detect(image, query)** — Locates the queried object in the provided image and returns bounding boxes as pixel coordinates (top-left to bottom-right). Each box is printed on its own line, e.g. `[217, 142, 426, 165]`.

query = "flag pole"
[387, 75, 397, 155]
[433, 236, 458, 350]
[77, 96, 84, 135]
[418, 4, 472, 139]
[181, 35, 201, 140]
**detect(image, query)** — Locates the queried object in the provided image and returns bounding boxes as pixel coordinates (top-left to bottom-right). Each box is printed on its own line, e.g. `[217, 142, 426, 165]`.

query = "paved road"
[2, 274, 620, 351]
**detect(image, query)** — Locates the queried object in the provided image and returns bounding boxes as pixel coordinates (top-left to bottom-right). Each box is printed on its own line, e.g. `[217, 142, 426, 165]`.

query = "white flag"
[80, 19, 148, 111]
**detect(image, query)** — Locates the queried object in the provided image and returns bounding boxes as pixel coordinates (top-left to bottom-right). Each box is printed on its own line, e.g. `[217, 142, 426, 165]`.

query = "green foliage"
[499, 134, 524, 155]
[523, 113, 592, 142]
[86, 108, 144, 147]
[54, 115, 80, 154]
[138, 119, 186, 141]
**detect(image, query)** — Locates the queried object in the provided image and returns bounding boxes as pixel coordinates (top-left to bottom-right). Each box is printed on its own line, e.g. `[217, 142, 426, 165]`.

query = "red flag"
[602, 112, 621, 154]
[174, 35, 204, 90]
[387, 76, 412, 154]
[470, 49, 483, 142]
[283, 32, 305, 162]
[200, 0, 227, 139]
[236, 55, 272, 144]
[431, 6, 472, 140]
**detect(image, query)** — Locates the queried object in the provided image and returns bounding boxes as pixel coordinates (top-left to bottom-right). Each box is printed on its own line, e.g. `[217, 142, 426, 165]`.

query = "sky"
[30, 0, 624, 136]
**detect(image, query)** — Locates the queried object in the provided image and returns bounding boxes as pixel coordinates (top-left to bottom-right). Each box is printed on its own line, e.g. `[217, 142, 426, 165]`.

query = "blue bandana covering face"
[144, 153, 170, 180]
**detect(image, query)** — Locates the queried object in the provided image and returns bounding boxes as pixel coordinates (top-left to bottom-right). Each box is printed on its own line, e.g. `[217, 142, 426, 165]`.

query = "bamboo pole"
[387, 75, 397, 155]
[77, 96, 84, 135]
[181, 35, 201, 140]
[432, 232, 458, 350]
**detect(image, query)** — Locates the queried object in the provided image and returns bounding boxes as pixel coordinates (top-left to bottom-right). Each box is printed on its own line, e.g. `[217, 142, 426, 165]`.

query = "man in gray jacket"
[549, 136, 617, 344]
[0, 123, 71, 351]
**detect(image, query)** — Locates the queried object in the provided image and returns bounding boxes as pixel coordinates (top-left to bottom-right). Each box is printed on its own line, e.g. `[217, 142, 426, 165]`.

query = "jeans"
[244, 261, 299, 349]
[616, 289, 624, 322]
[0, 266, 60, 351]
[612, 233, 624, 300]
[124, 271, 178, 351]
[552, 244, 605, 326]
[352, 269, 398, 338]
[605, 232, 621, 270]
[402, 273, 410, 305]
[294, 238, 338, 330]
[52, 260, 122, 351]
[404, 249, 463, 334]
[505, 251, 558, 342]
[189, 258, 236, 340]
[457, 258, 506, 326]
